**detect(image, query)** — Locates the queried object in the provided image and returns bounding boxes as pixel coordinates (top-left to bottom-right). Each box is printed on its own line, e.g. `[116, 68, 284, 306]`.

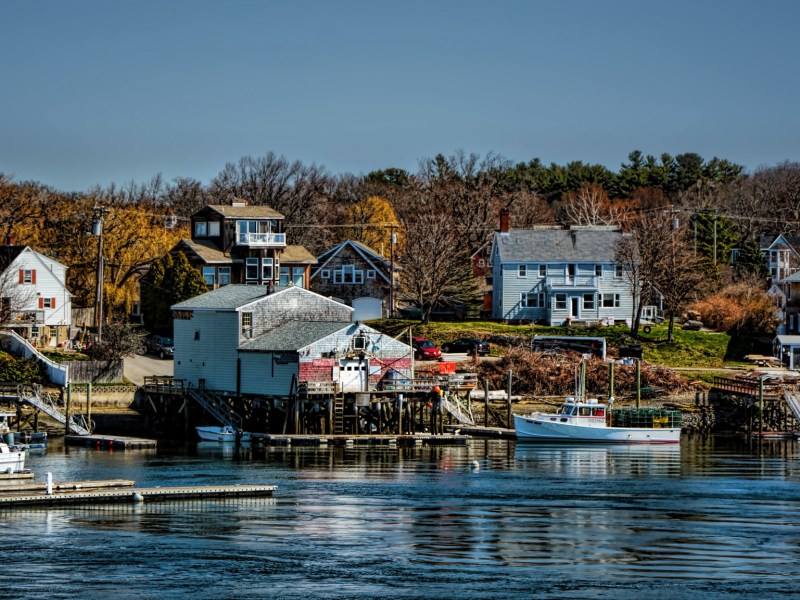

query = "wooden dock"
[0, 480, 277, 508]
[256, 433, 470, 447]
[65, 434, 158, 449]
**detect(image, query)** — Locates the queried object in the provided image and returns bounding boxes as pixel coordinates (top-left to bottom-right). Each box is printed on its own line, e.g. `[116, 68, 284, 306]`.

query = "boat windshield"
[559, 404, 575, 416]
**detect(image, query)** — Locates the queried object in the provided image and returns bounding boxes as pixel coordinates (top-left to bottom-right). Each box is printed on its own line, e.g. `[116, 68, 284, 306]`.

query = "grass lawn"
[368, 318, 766, 370]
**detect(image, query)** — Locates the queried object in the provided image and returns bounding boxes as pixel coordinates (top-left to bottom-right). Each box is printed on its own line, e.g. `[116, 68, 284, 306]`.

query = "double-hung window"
[538, 265, 546, 277]
[245, 258, 259, 281]
[262, 258, 274, 281]
[521, 292, 544, 308]
[583, 293, 595, 310]
[555, 294, 567, 310]
[218, 267, 231, 286]
[202, 267, 215, 286]
[602, 293, 620, 308]
[518, 264, 527, 278]
[194, 221, 207, 237]
[241, 312, 253, 338]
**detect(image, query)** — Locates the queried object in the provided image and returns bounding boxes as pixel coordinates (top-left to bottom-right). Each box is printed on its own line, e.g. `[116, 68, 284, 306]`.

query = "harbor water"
[4, 435, 800, 599]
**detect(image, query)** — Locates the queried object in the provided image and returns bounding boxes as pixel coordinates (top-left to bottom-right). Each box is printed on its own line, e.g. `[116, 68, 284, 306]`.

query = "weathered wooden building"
[171, 285, 412, 397]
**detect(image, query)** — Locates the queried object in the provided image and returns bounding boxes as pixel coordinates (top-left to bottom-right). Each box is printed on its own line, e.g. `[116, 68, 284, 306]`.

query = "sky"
[2, 0, 800, 192]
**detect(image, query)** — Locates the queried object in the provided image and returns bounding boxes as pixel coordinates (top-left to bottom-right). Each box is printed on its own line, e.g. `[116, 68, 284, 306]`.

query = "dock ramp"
[7, 384, 91, 435]
[186, 386, 244, 430]
[782, 391, 800, 424]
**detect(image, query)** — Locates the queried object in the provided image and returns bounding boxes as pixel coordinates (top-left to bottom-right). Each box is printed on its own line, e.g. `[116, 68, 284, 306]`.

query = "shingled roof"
[171, 284, 276, 310]
[493, 228, 622, 263]
[239, 320, 352, 352]
[205, 204, 284, 219]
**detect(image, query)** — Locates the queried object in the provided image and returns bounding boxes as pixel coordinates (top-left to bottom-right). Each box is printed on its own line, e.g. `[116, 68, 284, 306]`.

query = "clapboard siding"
[174, 311, 241, 393]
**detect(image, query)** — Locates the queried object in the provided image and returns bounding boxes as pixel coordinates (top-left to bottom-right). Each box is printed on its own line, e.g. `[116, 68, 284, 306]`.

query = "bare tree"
[0, 249, 37, 325]
[396, 210, 479, 324]
[559, 183, 630, 227]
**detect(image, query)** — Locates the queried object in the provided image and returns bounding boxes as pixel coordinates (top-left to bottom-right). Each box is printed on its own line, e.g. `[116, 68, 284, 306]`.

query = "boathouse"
[171, 285, 412, 397]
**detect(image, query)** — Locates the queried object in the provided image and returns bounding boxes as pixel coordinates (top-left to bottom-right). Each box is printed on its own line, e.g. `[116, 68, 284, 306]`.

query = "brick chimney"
[499, 208, 510, 233]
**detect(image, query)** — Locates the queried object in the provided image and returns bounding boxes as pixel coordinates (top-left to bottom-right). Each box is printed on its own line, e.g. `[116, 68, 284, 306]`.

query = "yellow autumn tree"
[339, 195, 403, 256]
[37, 196, 186, 318]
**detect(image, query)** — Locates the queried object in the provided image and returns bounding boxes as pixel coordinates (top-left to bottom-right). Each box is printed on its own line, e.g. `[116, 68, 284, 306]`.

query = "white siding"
[174, 311, 241, 392]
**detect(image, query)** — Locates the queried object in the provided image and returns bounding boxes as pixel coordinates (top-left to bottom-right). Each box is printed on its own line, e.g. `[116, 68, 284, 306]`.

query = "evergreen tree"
[141, 252, 207, 334]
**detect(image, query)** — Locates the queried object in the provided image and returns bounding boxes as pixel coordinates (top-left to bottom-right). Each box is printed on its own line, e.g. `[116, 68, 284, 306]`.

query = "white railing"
[0, 330, 69, 385]
[546, 275, 599, 288]
[236, 232, 286, 247]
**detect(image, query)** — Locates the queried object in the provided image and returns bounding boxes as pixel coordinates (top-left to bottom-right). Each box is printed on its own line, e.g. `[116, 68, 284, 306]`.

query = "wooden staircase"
[333, 395, 344, 434]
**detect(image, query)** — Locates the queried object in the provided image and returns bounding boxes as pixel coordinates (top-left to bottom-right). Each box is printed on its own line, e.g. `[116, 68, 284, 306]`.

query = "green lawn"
[368, 318, 765, 369]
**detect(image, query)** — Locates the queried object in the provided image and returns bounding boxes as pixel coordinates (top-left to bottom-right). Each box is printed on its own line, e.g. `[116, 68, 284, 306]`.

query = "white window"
[615, 264, 623, 278]
[320, 269, 330, 279]
[218, 267, 231, 286]
[334, 265, 363, 284]
[194, 221, 207, 237]
[41, 298, 54, 309]
[521, 292, 545, 308]
[245, 258, 259, 280]
[202, 267, 215, 286]
[366, 270, 376, 280]
[23, 270, 34, 284]
[208, 221, 220, 237]
[595, 264, 603, 277]
[602, 293, 620, 308]
[555, 294, 567, 310]
[262, 257, 274, 280]
[280, 266, 290, 286]
[518, 264, 527, 277]
[293, 267, 305, 287]
[567, 264, 576, 280]
[539, 265, 546, 277]
[583, 293, 595, 310]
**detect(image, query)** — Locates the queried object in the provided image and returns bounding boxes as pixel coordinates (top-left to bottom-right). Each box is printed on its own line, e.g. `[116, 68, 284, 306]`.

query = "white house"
[490, 224, 633, 325]
[171, 285, 412, 397]
[0, 245, 72, 347]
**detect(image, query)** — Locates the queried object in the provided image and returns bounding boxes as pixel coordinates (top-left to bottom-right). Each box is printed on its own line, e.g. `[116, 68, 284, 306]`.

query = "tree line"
[2, 149, 799, 329]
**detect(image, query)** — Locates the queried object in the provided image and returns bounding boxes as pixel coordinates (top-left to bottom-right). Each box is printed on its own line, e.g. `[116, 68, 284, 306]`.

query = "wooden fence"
[65, 360, 124, 384]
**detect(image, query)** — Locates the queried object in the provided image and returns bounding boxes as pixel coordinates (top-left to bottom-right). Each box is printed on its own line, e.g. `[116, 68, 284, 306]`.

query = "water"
[4, 436, 800, 599]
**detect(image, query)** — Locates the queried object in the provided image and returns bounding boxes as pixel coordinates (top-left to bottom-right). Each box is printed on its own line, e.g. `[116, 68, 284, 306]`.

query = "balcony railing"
[236, 232, 286, 247]
[545, 275, 599, 289]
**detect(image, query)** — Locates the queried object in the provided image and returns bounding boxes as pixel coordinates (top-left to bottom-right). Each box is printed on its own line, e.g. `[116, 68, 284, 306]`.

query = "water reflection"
[9, 436, 800, 598]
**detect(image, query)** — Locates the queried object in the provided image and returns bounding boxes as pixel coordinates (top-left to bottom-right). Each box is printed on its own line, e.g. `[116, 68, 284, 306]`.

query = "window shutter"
[38, 297, 44, 309]
[19, 269, 24, 283]
[31, 270, 36, 284]
[52, 298, 56, 309]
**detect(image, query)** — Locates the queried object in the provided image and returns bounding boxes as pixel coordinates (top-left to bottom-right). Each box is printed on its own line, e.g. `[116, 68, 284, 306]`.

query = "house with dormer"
[310, 240, 394, 321]
[490, 217, 633, 325]
[0, 245, 72, 347]
[171, 201, 317, 291]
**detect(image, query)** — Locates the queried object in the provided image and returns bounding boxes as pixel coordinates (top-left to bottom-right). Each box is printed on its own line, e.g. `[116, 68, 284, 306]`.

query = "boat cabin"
[552, 398, 607, 427]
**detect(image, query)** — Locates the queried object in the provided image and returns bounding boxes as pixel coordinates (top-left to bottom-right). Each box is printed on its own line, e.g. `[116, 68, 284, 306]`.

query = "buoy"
[133, 492, 144, 503]
[471, 460, 480, 470]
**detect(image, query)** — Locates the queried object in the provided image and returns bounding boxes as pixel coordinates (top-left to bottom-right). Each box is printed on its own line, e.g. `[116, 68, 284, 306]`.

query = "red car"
[412, 337, 442, 360]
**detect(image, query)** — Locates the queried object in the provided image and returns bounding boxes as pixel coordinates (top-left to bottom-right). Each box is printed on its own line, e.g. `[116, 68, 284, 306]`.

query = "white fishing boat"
[195, 425, 251, 443]
[0, 440, 26, 474]
[514, 397, 681, 444]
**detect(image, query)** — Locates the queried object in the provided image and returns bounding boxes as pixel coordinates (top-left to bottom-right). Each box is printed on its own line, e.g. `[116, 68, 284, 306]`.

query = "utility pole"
[389, 227, 397, 318]
[92, 206, 109, 342]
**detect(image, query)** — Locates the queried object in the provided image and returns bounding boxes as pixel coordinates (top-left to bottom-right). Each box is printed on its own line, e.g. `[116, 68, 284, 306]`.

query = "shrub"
[0, 355, 47, 384]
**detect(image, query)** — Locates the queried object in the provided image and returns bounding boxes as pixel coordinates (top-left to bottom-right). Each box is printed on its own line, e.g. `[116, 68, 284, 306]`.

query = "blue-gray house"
[490, 225, 634, 325]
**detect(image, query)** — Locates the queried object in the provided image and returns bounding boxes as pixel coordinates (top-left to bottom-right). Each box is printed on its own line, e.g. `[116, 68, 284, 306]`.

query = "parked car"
[146, 335, 174, 359]
[411, 337, 442, 361]
[441, 337, 490, 356]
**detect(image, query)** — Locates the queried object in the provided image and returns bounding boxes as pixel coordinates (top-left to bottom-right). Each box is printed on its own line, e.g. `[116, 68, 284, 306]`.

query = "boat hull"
[195, 426, 251, 443]
[514, 414, 681, 444]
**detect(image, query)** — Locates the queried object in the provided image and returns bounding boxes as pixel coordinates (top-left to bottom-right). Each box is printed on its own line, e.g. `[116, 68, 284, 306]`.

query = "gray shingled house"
[171, 285, 411, 397]
[490, 225, 633, 325]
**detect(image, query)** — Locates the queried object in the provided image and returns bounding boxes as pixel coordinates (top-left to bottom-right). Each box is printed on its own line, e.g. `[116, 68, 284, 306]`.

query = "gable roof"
[204, 204, 284, 219]
[493, 228, 622, 263]
[281, 245, 318, 264]
[239, 320, 351, 352]
[0, 246, 71, 295]
[313, 240, 391, 283]
[171, 284, 275, 310]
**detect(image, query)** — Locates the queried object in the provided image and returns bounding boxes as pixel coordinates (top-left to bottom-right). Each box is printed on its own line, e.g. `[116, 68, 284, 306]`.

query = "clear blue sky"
[2, 0, 799, 192]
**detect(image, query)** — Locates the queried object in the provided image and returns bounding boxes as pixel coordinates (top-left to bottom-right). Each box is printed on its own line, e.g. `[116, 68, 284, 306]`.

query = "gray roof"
[205, 204, 284, 219]
[783, 271, 800, 283]
[239, 320, 351, 352]
[171, 284, 281, 310]
[494, 228, 622, 263]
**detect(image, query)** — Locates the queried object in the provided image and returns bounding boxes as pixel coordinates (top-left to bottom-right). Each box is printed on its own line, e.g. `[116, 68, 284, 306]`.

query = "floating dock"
[65, 435, 158, 450]
[255, 433, 470, 447]
[0, 481, 277, 508]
